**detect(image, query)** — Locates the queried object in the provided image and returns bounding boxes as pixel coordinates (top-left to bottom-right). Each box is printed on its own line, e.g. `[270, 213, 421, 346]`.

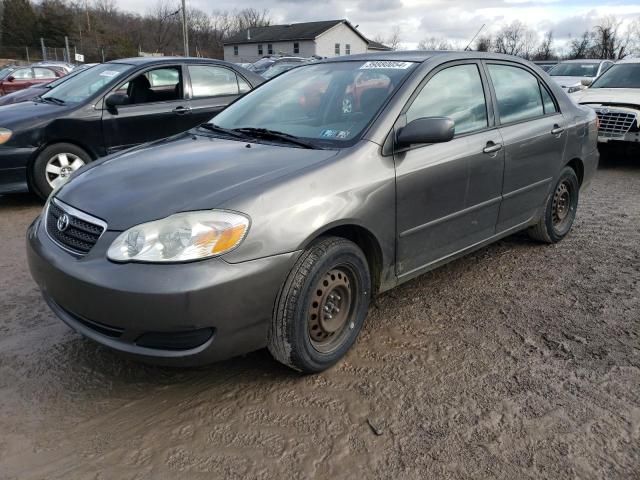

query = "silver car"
[27, 52, 599, 373]
[548, 59, 615, 93]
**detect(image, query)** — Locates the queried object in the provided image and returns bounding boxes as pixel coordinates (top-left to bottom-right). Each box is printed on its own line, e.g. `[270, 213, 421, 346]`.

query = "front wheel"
[268, 237, 371, 373]
[528, 166, 580, 243]
[31, 143, 91, 200]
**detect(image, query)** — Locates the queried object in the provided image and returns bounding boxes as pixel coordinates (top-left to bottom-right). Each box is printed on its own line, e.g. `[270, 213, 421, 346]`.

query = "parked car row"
[0, 63, 67, 96]
[0, 57, 263, 197]
[23, 51, 598, 373]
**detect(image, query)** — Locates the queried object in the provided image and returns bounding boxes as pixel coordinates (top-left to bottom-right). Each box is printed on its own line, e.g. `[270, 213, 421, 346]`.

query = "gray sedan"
[27, 52, 599, 373]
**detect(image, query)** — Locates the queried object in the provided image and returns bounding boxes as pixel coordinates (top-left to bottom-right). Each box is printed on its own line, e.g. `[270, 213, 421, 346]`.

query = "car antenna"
[464, 24, 486, 51]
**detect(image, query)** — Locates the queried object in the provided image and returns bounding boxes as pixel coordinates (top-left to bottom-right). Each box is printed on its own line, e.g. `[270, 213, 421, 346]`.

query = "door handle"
[483, 142, 503, 154]
[172, 106, 191, 115]
[551, 125, 565, 135]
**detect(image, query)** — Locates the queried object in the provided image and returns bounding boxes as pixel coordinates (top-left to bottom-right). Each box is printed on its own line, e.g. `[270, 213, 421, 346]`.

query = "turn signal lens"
[0, 128, 12, 145]
[107, 211, 250, 263]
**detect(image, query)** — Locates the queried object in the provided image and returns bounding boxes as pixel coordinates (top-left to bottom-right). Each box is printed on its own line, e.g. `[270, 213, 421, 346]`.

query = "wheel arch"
[565, 157, 585, 186]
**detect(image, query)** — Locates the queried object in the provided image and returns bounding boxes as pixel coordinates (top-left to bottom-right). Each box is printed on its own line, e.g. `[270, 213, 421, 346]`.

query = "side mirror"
[7, 76, 15, 82]
[105, 93, 129, 112]
[396, 117, 455, 148]
[581, 79, 593, 87]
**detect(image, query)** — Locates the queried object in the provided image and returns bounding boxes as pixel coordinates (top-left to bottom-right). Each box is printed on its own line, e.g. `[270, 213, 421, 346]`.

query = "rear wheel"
[268, 237, 371, 373]
[528, 166, 580, 243]
[32, 143, 91, 199]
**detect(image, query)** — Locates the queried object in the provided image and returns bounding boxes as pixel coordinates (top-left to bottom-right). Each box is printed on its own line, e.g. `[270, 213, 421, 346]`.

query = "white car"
[571, 58, 640, 145]
[548, 59, 615, 94]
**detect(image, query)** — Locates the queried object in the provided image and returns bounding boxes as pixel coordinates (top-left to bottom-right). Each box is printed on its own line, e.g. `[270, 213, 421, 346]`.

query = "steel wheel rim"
[552, 180, 574, 231]
[308, 266, 355, 354]
[45, 153, 85, 189]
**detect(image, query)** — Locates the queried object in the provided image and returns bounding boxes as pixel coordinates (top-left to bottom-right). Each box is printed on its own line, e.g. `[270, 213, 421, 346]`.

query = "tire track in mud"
[1, 157, 639, 479]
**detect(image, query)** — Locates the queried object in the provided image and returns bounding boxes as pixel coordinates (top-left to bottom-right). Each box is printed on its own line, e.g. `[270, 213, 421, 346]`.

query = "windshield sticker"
[360, 61, 413, 70]
[321, 129, 338, 138]
[99, 70, 121, 78]
[336, 130, 350, 139]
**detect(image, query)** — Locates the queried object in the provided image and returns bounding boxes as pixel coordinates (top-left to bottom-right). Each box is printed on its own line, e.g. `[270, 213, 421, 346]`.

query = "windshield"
[590, 63, 640, 89]
[41, 63, 132, 104]
[262, 63, 301, 79]
[211, 60, 417, 148]
[44, 64, 95, 89]
[0, 67, 14, 80]
[549, 62, 599, 77]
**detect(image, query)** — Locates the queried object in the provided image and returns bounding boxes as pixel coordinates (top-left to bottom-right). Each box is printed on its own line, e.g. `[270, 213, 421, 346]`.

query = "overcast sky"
[120, 0, 640, 51]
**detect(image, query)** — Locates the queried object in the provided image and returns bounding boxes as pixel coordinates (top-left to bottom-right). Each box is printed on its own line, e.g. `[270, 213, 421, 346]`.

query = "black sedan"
[0, 57, 263, 198]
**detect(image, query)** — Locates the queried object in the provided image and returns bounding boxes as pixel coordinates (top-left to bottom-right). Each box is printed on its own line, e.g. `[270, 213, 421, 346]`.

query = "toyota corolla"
[27, 52, 599, 373]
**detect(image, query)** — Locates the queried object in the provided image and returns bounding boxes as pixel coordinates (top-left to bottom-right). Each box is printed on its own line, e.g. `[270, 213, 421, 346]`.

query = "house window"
[335, 43, 341, 55]
[233, 45, 238, 56]
[293, 42, 299, 54]
[345, 44, 351, 55]
[268, 44, 273, 55]
[258, 44, 263, 55]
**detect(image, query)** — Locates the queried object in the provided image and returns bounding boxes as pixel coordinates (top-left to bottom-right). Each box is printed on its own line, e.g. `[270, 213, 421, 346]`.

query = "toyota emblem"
[57, 214, 70, 232]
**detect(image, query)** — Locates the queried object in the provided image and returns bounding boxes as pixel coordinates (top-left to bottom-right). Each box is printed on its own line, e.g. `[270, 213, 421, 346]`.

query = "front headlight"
[0, 128, 12, 145]
[107, 210, 250, 263]
[567, 85, 585, 94]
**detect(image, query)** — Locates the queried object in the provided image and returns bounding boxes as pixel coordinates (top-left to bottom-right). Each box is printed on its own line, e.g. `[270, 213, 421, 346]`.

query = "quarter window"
[540, 84, 558, 114]
[335, 43, 341, 55]
[406, 64, 488, 135]
[293, 42, 299, 54]
[188, 65, 239, 98]
[488, 64, 544, 124]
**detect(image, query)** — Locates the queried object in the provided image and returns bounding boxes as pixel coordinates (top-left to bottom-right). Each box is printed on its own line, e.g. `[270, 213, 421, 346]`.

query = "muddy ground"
[0, 156, 638, 480]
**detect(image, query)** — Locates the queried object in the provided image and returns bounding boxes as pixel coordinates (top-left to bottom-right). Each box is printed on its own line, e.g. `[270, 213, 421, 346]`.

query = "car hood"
[57, 133, 340, 231]
[571, 88, 640, 106]
[550, 75, 589, 88]
[0, 86, 46, 106]
[0, 100, 67, 128]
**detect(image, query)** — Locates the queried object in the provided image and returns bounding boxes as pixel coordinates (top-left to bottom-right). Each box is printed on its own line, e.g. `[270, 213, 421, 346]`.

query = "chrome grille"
[45, 199, 106, 255]
[595, 109, 637, 138]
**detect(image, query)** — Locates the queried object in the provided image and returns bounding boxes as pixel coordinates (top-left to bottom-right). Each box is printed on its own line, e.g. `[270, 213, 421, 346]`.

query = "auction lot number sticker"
[360, 61, 413, 69]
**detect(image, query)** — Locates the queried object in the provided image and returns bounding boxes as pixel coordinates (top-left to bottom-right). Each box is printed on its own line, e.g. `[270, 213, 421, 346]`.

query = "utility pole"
[65, 36, 71, 63]
[25, 47, 30, 63]
[41, 38, 47, 61]
[181, 0, 189, 56]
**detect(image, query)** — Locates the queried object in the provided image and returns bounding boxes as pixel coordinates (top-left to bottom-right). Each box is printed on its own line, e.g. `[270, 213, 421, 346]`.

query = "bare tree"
[592, 16, 629, 59]
[374, 25, 401, 50]
[533, 30, 555, 60]
[475, 35, 492, 52]
[418, 36, 453, 50]
[567, 31, 592, 59]
[493, 20, 538, 58]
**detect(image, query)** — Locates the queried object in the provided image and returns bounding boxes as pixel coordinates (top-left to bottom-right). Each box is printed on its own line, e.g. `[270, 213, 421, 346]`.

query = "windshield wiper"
[40, 96, 66, 105]
[233, 127, 315, 149]
[197, 123, 248, 139]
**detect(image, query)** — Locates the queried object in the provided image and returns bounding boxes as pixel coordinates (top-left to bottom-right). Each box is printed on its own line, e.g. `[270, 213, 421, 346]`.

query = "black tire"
[31, 143, 91, 200]
[268, 236, 371, 373]
[528, 166, 580, 243]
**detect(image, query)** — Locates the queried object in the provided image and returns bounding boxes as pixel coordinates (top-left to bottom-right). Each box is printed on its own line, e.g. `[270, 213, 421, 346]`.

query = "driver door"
[102, 65, 191, 153]
[394, 62, 504, 278]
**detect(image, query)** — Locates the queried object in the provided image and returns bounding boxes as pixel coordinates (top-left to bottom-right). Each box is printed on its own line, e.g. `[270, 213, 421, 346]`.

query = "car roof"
[320, 50, 541, 64]
[109, 57, 234, 66]
[556, 59, 605, 64]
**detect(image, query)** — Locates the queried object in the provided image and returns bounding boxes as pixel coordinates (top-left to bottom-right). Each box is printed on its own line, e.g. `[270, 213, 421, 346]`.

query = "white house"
[223, 19, 391, 63]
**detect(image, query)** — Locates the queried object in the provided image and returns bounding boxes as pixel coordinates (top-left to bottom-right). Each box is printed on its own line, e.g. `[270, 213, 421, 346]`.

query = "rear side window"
[407, 64, 488, 135]
[188, 65, 239, 98]
[488, 64, 545, 124]
[34, 67, 56, 79]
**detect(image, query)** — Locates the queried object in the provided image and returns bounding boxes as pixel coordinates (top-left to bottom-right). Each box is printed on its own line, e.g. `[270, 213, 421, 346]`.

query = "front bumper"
[0, 146, 36, 194]
[27, 215, 300, 366]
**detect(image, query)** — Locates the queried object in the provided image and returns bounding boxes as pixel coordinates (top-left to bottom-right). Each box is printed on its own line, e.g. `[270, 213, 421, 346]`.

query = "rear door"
[484, 62, 566, 232]
[394, 61, 505, 278]
[102, 64, 191, 153]
[33, 67, 59, 86]
[185, 64, 251, 124]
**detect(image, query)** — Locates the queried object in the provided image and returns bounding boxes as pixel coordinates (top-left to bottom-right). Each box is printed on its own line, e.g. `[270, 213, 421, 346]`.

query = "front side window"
[488, 64, 544, 124]
[335, 43, 341, 55]
[42, 63, 132, 104]
[591, 63, 640, 89]
[188, 65, 239, 98]
[115, 66, 182, 105]
[13, 68, 33, 79]
[212, 60, 418, 148]
[407, 64, 488, 135]
[293, 42, 299, 54]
